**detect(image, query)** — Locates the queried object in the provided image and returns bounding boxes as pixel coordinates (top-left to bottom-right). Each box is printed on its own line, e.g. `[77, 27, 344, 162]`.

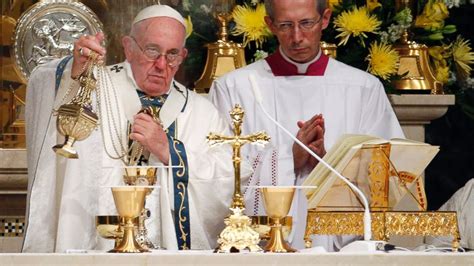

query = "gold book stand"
[304, 142, 461, 250]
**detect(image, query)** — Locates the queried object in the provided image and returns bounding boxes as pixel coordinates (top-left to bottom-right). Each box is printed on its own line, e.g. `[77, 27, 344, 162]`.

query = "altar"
[0, 251, 473, 266]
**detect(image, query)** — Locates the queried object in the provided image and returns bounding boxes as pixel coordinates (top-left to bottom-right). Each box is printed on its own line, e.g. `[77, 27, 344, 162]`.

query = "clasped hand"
[293, 114, 326, 175]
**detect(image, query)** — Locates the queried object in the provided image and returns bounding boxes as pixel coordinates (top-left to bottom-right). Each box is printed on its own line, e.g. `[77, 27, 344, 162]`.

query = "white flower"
[182, 0, 192, 11]
[200, 4, 212, 14]
[250, 0, 260, 5]
[464, 77, 474, 90]
[253, 50, 268, 61]
[444, 0, 461, 8]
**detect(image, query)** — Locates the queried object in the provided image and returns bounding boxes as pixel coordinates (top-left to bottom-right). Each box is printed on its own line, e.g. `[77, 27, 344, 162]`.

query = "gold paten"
[261, 187, 297, 253]
[207, 104, 270, 253]
[194, 2, 246, 93]
[52, 52, 100, 158]
[109, 187, 149, 253]
[392, 0, 443, 94]
[123, 166, 158, 249]
[320, 41, 337, 58]
[250, 216, 292, 240]
[305, 210, 460, 250]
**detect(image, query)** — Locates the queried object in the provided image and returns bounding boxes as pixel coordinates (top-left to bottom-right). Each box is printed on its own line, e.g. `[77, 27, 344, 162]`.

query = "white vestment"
[23, 59, 239, 252]
[209, 52, 405, 251]
[426, 178, 474, 249]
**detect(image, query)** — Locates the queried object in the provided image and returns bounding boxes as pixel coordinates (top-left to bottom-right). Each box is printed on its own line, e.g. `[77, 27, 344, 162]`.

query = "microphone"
[248, 74, 373, 244]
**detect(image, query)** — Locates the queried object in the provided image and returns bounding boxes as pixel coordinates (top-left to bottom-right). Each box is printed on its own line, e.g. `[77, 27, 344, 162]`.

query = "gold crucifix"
[207, 104, 270, 209]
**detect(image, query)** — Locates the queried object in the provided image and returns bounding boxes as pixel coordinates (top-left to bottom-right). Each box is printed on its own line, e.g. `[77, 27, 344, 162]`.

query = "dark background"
[425, 4, 474, 210]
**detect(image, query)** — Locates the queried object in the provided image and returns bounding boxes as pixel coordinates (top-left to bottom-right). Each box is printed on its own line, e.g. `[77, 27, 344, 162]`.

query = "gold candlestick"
[207, 104, 270, 253]
[392, 0, 443, 94]
[194, 0, 246, 93]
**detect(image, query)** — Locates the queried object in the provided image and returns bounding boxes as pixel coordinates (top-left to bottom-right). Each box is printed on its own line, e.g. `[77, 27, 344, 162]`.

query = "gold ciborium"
[261, 187, 297, 253]
[109, 187, 149, 253]
[123, 166, 158, 249]
[96, 215, 124, 248]
[250, 216, 292, 241]
[53, 53, 100, 158]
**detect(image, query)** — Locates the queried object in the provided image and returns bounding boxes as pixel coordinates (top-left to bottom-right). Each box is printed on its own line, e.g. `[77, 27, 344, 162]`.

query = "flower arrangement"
[177, 0, 473, 116]
[224, 0, 474, 116]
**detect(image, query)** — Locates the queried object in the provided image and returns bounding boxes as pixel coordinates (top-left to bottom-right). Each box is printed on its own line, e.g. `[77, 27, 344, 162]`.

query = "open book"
[302, 134, 439, 211]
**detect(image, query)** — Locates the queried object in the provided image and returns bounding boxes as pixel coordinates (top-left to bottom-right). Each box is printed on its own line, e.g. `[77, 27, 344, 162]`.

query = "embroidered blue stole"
[136, 89, 191, 250]
[55, 56, 73, 94]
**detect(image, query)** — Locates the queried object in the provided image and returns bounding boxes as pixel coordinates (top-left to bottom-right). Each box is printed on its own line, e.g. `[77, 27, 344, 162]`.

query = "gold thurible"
[53, 53, 100, 158]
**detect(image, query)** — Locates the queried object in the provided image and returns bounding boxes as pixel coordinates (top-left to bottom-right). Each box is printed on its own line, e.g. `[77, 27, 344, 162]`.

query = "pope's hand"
[130, 112, 170, 164]
[71, 32, 106, 79]
[293, 114, 326, 175]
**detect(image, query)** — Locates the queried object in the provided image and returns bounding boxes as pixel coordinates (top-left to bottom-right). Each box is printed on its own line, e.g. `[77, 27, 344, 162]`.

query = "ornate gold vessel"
[320, 41, 337, 58]
[194, 0, 246, 93]
[53, 53, 99, 158]
[261, 187, 296, 253]
[123, 166, 158, 249]
[96, 215, 124, 248]
[392, 32, 443, 94]
[392, 0, 443, 94]
[109, 187, 149, 253]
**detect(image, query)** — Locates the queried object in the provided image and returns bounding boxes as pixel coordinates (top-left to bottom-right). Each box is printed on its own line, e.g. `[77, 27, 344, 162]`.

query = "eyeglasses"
[273, 16, 323, 33]
[130, 36, 183, 67]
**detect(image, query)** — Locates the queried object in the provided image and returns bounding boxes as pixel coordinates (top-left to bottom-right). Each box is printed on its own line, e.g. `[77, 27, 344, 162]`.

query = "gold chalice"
[261, 187, 296, 253]
[123, 166, 158, 249]
[109, 187, 149, 253]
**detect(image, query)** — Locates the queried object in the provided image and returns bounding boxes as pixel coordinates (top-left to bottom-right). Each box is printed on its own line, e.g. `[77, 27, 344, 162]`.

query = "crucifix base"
[215, 207, 262, 253]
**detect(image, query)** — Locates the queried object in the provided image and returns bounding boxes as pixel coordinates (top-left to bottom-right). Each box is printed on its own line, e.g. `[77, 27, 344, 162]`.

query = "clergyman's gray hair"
[264, 0, 327, 19]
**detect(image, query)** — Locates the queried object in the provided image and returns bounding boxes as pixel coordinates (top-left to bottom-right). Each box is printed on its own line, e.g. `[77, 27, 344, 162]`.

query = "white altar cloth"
[1, 250, 473, 266]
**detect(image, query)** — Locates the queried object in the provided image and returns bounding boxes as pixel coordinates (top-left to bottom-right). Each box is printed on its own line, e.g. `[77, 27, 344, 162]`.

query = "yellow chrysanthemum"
[452, 36, 474, 80]
[184, 16, 193, 39]
[415, 0, 448, 31]
[334, 6, 381, 46]
[366, 41, 399, 80]
[366, 0, 381, 12]
[328, 0, 341, 10]
[232, 3, 271, 48]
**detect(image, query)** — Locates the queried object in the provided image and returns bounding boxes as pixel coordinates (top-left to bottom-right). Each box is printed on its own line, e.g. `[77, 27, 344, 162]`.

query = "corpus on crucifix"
[207, 104, 270, 252]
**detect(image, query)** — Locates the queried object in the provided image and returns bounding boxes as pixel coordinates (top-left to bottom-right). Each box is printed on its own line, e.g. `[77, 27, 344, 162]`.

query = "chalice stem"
[265, 221, 296, 253]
